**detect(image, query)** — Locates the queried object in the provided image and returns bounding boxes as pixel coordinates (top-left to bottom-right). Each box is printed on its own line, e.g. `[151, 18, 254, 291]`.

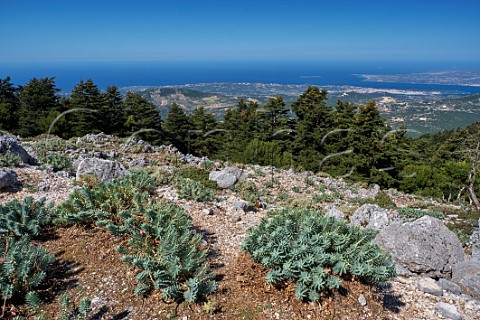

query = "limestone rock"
[0, 136, 36, 164]
[374, 216, 465, 278]
[75, 158, 129, 182]
[452, 260, 480, 300]
[0, 168, 18, 190]
[350, 204, 398, 230]
[417, 277, 443, 297]
[324, 205, 345, 221]
[434, 302, 462, 320]
[438, 278, 462, 295]
[209, 166, 244, 189]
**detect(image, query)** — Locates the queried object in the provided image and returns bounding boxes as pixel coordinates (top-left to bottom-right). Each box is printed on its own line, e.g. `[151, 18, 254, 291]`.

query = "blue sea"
[2, 60, 480, 95]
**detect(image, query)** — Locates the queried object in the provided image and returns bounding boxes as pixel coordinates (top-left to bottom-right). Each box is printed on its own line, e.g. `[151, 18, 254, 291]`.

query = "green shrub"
[57, 293, 91, 320]
[176, 178, 214, 202]
[370, 191, 395, 208]
[0, 236, 55, 308]
[54, 171, 155, 226]
[106, 202, 217, 302]
[40, 152, 73, 172]
[177, 166, 218, 189]
[242, 209, 396, 301]
[397, 207, 444, 221]
[0, 152, 21, 167]
[0, 197, 53, 238]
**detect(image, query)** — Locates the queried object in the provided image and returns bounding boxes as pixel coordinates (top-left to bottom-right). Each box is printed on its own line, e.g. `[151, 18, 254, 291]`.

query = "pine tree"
[102, 86, 125, 136]
[17, 77, 60, 137]
[163, 103, 190, 153]
[123, 92, 162, 142]
[291, 87, 332, 169]
[188, 107, 217, 156]
[0, 77, 19, 132]
[67, 79, 106, 137]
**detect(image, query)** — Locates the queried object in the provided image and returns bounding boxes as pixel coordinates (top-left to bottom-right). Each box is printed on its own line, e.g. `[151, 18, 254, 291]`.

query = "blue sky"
[1, 0, 479, 63]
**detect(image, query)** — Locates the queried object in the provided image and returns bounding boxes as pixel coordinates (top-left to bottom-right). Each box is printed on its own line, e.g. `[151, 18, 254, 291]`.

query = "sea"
[2, 60, 480, 95]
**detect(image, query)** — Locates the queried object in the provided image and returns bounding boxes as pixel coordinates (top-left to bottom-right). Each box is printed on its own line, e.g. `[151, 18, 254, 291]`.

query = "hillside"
[0, 133, 479, 319]
[122, 83, 480, 134]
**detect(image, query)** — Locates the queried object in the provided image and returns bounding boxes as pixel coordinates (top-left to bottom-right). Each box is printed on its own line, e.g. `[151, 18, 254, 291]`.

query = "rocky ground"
[1, 132, 479, 320]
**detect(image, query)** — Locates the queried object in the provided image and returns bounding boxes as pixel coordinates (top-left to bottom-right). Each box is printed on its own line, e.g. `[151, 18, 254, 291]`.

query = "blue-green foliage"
[397, 207, 444, 221]
[106, 202, 216, 302]
[242, 209, 396, 301]
[40, 152, 73, 172]
[55, 172, 216, 303]
[176, 177, 214, 202]
[0, 198, 55, 308]
[0, 197, 53, 238]
[0, 152, 21, 167]
[57, 293, 92, 320]
[54, 170, 156, 226]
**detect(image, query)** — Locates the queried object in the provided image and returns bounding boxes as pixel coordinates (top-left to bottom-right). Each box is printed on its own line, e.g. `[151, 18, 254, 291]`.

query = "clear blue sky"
[1, 0, 479, 64]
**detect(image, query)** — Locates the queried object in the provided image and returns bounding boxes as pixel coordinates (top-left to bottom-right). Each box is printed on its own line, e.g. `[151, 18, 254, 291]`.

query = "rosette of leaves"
[106, 202, 217, 302]
[54, 170, 155, 226]
[242, 209, 396, 301]
[0, 197, 53, 239]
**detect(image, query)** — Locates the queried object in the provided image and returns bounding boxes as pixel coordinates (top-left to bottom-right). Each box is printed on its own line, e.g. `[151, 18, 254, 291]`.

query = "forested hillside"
[1, 76, 480, 204]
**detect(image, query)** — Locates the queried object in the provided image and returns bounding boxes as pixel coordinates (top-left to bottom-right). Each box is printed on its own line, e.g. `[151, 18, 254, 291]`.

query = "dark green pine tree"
[102, 86, 126, 136]
[0, 77, 19, 132]
[188, 107, 217, 156]
[217, 99, 259, 162]
[291, 87, 332, 171]
[123, 92, 162, 143]
[67, 79, 106, 137]
[163, 103, 190, 153]
[352, 101, 398, 186]
[258, 96, 290, 140]
[17, 77, 60, 137]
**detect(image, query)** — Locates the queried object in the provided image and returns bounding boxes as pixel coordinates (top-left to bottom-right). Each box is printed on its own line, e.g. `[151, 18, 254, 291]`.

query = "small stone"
[182, 316, 188, 320]
[434, 302, 462, 320]
[438, 278, 462, 295]
[202, 208, 214, 215]
[418, 277, 443, 297]
[358, 294, 367, 306]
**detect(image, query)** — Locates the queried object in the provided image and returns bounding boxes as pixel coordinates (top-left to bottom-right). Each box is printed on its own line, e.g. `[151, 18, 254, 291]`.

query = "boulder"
[75, 158, 129, 182]
[0, 136, 36, 164]
[209, 166, 244, 189]
[374, 216, 465, 278]
[0, 168, 18, 190]
[350, 204, 399, 230]
[452, 260, 480, 300]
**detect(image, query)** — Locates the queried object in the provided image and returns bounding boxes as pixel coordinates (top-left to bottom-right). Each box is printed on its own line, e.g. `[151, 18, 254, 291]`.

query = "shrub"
[176, 178, 214, 202]
[57, 293, 91, 320]
[106, 202, 217, 302]
[0, 152, 21, 167]
[54, 171, 155, 226]
[40, 152, 73, 172]
[0, 237, 55, 308]
[242, 209, 396, 301]
[177, 166, 218, 189]
[397, 207, 444, 221]
[0, 197, 53, 238]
